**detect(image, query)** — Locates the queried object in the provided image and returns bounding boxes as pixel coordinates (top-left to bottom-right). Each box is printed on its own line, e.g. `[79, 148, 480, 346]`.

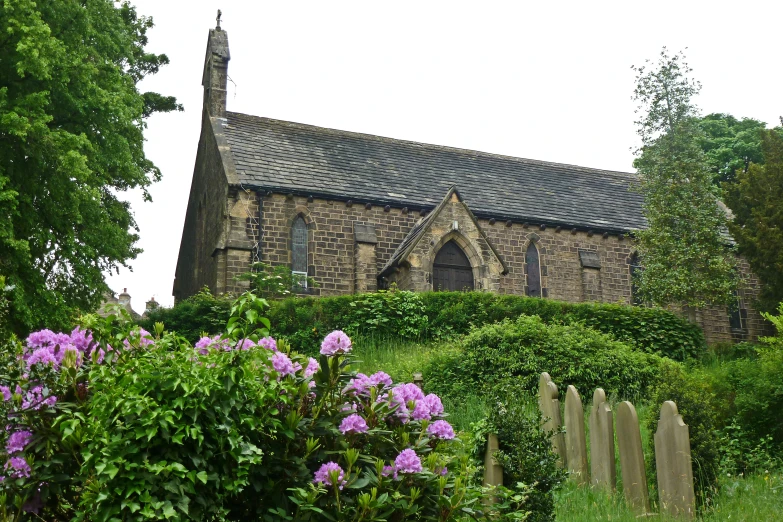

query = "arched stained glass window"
[292, 216, 308, 276]
[526, 242, 541, 298]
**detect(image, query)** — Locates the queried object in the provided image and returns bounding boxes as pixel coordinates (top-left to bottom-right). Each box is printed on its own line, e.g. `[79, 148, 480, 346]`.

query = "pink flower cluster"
[347, 371, 393, 396]
[427, 420, 455, 440]
[394, 448, 423, 474]
[271, 352, 297, 377]
[313, 461, 347, 489]
[320, 330, 352, 356]
[339, 414, 368, 435]
[194, 335, 232, 354]
[383, 384, 444, 423]
[23, 327, 98, 371]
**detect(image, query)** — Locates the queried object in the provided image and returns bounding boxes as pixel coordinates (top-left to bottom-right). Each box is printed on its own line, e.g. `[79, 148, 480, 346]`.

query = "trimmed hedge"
[141, 290, 705, 360]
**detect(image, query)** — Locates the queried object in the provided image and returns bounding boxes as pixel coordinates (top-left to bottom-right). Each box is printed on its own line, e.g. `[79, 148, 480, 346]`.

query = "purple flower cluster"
[394, 449, 423, 474]
[313, 461, 347, 489]
[383, 384, 444, 423]
[427, 420, 455, 440]
[271, 352, 296, 377]
[1, 386, 11, 401]
[320, 330, 352, 356]
[339, 414, 368, 435]
[194, 335, 232, 355]
[6, 430, 33, 454]
[4, 457, 31, 478]
[304, 357, 319, 378]
[347, 371, 393, 396]
[21, 386, 57, 410]
[257, 336, 278, 351]
[122, 328, 153, 350]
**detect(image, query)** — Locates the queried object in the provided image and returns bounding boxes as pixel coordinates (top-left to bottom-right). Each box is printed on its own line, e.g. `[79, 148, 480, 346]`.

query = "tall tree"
[724, 129, 783, 312]
[0, 0, 180, 334]
[631, 49, 736, 310]
[696, 113, 770, 185]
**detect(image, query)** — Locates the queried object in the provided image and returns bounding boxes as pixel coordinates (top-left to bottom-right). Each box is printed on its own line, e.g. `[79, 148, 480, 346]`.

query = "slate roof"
[222, 112, 646, 233]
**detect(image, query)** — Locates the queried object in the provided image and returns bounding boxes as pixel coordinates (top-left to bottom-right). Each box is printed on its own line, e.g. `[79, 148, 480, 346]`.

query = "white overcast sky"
[107, 0, 782, 309]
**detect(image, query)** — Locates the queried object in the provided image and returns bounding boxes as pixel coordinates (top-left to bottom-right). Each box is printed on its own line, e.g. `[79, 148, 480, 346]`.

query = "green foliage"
[555, 473, 783, 522]
[631, 48, 736, 308]
[423, 315, 663, 402]
[81, 336, 289, 520]
[347, 288, 429, 339]
[695, 113, 779, 185]
[238, 262, 317, 299]
[255, 292, 704, 360]
[645, 361, 721, 510]
[138, 288, 231, 342]
[473, 392, 566, 522]
[724, 130, 783, 312]
[0, 0, 181, 335]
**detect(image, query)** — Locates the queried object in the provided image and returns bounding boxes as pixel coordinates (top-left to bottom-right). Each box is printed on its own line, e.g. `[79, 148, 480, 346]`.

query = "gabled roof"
[221, 112, 646, 233]
[378, 186, 508, 279]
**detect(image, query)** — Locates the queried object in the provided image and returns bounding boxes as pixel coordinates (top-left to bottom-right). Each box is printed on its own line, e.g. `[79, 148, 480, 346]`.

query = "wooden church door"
[433, 241, 474, 291]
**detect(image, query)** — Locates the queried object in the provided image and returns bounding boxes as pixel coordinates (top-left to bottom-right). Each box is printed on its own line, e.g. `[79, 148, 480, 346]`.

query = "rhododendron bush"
[0, 293, 526, 520]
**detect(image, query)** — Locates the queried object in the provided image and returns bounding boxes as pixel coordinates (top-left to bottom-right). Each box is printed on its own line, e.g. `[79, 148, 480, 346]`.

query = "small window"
[629, 253, 642, 305]
[728, 291, 747, 332]
[526, 242, 541, 298]
[292, 216, 308, 290]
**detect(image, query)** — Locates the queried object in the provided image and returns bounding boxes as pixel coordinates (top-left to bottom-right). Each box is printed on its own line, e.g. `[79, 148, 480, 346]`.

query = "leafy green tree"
[0, 1, 180, 334]
[724, 130, 783, 311]
[631, 49, 736, 310]
[696, 113, 771, 185]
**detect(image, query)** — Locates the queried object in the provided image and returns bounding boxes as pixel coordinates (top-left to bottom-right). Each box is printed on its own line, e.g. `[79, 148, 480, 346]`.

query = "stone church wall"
[244, 193, 766, 345]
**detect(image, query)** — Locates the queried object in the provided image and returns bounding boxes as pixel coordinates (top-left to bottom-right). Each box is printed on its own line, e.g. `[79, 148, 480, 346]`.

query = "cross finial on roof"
[216, 9, 222, 30]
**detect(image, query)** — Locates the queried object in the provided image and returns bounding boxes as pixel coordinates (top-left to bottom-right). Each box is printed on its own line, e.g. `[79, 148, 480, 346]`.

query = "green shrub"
[143, 290, 706, 360]
[472, 387, 566, 522]
[138, 288, 231, 342]
[645, 361, 721, 511]
[423, 315, 663, 401]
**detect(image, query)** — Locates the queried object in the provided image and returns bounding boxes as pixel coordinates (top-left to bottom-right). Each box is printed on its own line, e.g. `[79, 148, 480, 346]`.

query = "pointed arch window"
[629, 253, 642, 305]
[292, 216, 308, 288]
[525, 242, 541, 298]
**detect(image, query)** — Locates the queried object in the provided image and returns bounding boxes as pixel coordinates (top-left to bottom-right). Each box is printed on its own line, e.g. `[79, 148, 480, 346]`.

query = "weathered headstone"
[538, 373, 566, 466]
[655, 401, 695, 519]
[616, 401, 650, 514]
[413, 373, 423, 389]
[482, 433, 503, 504]
[564, 385, 589, 485]
[589, 388, 616, 491]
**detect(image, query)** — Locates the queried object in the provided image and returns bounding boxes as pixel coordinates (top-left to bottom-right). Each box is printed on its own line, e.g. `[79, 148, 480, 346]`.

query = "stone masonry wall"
[250, 193, 765, 344]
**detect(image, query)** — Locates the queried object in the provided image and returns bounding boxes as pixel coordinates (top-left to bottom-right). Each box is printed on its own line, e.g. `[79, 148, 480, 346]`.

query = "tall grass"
[556, 472, 783, 521]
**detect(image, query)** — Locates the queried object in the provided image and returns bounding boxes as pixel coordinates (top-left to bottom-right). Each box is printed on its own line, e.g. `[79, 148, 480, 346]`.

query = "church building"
[174, 23, 765, 344]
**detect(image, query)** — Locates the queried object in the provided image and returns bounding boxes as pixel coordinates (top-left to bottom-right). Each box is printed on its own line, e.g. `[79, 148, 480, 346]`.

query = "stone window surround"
[285, 205, 316, 293]
[523, 234, 547, 298]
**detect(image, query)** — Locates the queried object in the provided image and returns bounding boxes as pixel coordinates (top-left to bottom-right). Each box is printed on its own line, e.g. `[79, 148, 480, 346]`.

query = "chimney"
[145, 297, 158, 312]
[118, 288, 131, 306]
[202, 11, 231, 118]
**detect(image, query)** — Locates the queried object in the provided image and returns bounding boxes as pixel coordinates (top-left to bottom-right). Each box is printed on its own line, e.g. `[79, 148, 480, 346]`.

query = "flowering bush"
[1, 292, 535, 520]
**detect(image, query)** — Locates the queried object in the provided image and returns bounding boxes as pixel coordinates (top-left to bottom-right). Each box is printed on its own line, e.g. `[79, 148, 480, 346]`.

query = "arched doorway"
[433, 241, 474, 291]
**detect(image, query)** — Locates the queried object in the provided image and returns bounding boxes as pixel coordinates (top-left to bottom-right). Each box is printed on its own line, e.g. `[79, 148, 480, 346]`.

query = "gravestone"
[589, 388, 616, 491]
[655, 401, 695, 519]
[538, 373, 566, 466]
[482, 433, 503, 504]
[616, 401, 650, 514]
[564, 385, 589, 485]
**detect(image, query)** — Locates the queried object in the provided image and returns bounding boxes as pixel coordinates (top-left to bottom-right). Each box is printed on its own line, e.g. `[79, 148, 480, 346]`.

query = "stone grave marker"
[589, 388, 616, 491]
[565, 385, 589, 485]
[538, 372, 566, 466]
[616, 401, 650, 514]
[655, 401, 695, 519]
[482, 433, 503, 504]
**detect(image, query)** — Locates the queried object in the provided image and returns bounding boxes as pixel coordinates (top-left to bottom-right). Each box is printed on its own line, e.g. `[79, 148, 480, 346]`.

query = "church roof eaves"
[220, 111, 647, 233]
